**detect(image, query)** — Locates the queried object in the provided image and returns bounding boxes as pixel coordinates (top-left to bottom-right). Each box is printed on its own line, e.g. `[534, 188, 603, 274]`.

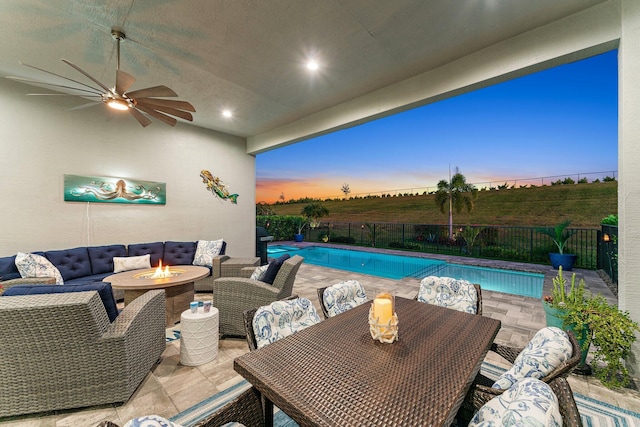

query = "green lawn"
[269, 181, 617, 228]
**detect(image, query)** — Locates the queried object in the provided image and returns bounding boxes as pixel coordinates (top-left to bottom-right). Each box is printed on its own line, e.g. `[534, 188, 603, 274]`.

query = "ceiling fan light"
[107, 99, 131, 111]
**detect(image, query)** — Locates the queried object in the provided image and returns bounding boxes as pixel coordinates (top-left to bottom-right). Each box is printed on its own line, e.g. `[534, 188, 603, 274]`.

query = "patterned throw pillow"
[250, 264, 269, 281]
[469, 378, 561, 427]
[492, 327, 573, 390]
[192, 239, 224, 267]
[252, 297, 321, 349]
[323, 280, 368, 317]
[113, 254, 151, 273]
[417, 276, 477, 314]
[14, 252, 64, 285]
[123, 414, 183, 427]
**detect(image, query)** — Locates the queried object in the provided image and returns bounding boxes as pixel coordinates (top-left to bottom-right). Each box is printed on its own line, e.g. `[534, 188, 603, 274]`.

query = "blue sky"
[256, 50, 618, 203]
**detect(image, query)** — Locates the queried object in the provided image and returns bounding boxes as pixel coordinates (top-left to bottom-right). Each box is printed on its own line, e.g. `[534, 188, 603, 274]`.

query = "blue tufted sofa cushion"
[88, 244, 127, 275]
[44, 247, 92, 282]
[127, 242, 164, 267]
[4, 281, 119, 322]
[163, 241, 196, 265]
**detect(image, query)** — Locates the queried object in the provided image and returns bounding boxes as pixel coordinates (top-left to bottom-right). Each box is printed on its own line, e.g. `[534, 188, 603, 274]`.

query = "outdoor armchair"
[0, 289, 165, 417]
[213, 254, 304, 337]
[459, 327, 580, 422]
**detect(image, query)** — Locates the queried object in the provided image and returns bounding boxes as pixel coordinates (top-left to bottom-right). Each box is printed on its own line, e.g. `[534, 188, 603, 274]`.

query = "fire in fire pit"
[151, 260, 172, 279]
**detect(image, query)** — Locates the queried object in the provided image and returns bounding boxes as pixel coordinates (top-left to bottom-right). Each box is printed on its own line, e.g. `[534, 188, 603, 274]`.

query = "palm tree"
[300, 202, 330, 231]
[434, 167, 478, 240]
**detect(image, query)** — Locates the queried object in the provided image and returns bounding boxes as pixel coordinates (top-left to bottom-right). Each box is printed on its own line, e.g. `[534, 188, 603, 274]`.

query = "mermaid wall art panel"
[64, 174, 166, 204]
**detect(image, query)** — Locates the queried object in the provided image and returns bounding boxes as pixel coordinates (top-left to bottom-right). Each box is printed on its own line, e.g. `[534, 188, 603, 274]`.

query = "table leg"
[264, 397, 274, 427]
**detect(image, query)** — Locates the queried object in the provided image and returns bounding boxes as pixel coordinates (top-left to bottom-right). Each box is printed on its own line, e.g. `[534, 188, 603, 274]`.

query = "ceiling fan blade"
[134, 97, 196, 112]
[129, 108, 153, 127]
[61, 58, 112, 94]
[116, 70, 136, 95]
[135, 104, 177, 126]
[136, 100, 193, 121]
[17, 61, 104, 94]
[127, 85, 178, 99]
[68, 101, 101, 111]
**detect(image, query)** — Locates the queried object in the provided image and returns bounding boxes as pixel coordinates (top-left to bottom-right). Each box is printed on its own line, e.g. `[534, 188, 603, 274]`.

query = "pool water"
[267, 245, 543, 298]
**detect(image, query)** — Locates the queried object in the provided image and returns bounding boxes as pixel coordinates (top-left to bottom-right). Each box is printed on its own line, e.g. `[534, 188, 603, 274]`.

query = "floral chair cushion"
[417, 276, 477, 314]
[249, 264, 269, 281]
[469, 378, 561, 427]
[123, 414, 183, 427]
[493, 326, 573, 390]
[253, 297, 321, 349]
[323, 280, 368, 317]
[15, 252, 64, 285]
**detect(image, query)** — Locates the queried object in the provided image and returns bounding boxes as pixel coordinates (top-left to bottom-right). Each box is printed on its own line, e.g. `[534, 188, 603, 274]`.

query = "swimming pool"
[267, 245, 543, 298]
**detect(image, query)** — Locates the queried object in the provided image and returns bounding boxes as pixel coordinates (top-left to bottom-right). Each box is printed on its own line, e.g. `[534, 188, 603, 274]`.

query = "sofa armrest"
[211, 255, 231, 280]
[0, 276, 56, 291]
[240, 266, 256, 278]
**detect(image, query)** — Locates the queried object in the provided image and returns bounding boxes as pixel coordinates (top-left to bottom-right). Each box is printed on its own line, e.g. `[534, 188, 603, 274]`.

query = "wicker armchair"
[213, 255, 304, 337]
[459, 330, 581, 422]
[0, 289, 165, 417]
[467, 376, 582, 427]
[414, 282, 483, 315]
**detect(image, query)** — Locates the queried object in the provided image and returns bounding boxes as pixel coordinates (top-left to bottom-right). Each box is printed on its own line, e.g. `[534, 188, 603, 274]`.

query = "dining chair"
[316, 279, 368, 319]
[94, 386, 265, 427]
[243, 296, 321, 351]
[467, 377, 582, 427]
[414, 276, 482, 315]
[460, 327, 580, 422]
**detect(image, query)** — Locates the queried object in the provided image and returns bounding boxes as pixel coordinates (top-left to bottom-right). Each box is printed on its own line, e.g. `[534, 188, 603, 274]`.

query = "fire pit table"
[104, 265, 210, 326]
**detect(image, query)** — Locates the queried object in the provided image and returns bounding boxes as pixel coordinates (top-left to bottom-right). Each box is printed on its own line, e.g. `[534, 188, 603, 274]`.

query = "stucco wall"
[0, 78, 256, 257]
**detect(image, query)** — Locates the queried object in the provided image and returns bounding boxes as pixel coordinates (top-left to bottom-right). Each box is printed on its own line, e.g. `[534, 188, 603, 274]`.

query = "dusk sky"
[256, 50, 618, 204]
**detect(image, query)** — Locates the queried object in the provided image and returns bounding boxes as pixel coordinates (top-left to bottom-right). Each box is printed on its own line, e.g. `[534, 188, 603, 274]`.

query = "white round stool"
[180, 306, 219, 366]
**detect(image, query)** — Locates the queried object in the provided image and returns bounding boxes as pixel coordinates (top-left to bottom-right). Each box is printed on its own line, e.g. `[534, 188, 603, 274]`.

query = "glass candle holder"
[369, 292, 398, 343]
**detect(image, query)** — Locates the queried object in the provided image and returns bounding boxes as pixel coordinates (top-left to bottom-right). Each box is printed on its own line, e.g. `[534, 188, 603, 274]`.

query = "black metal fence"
[302, 222, 601, 270]
[598, 224, 618, 284]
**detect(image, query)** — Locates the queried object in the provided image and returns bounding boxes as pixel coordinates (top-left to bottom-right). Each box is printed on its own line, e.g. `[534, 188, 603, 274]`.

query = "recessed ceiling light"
[306, 59, 319, 71]
[222, 109, 232, 118]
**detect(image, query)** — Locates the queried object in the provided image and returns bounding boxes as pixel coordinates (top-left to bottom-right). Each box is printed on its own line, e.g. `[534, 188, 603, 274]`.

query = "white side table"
[180, 306, 219, 366]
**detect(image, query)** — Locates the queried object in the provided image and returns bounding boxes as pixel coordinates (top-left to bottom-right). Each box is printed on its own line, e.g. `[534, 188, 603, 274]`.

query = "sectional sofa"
[0, 240, 227, 299]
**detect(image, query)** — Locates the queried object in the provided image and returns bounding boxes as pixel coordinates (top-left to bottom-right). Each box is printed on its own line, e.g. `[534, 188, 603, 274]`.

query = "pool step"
[409, 262, 448, 279]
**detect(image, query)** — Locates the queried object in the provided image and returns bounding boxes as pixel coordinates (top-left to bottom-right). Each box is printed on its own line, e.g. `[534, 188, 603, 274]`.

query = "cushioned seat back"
[0, 255, 21, 281]
[88, 245, 127, 275]
[492, 326, 573, 390]
[163, 241, 196, 265]
[44, 247, 92, 282]
[469, 378, 562, 427]
[252, 297, 321, 349]
[417, 276, 478, 314]
[3, 282, 119, 322]
[127, 242, 164, 267]
[322, 280, 367, 318]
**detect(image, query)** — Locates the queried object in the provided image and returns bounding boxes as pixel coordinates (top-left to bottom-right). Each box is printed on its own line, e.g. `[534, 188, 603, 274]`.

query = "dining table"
[234, 297, 502, 426]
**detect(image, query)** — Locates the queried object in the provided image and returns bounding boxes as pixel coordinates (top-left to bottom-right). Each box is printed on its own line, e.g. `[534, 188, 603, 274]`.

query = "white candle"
[373, 297, 393, 325]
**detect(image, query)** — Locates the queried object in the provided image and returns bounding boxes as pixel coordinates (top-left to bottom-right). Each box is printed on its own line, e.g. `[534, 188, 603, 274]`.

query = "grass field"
[268, 181, 617, 228]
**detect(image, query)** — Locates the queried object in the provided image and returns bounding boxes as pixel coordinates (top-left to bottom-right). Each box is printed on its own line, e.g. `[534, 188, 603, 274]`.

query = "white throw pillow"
[250, 264, 269, 281]
[15, 252, 64, 285]
[113, 254, 151, 273]
[193, 239, 224, 267]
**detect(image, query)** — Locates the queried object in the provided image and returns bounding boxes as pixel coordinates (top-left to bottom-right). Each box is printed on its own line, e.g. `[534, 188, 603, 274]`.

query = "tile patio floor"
[2, 246, 638, 426]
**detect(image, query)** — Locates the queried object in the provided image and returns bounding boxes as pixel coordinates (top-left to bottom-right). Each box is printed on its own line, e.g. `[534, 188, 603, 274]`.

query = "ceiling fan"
[7, 29, 195, 127]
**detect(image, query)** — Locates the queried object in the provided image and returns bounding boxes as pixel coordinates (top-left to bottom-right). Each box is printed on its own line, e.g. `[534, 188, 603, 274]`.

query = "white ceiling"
[0, 0, 607, 138]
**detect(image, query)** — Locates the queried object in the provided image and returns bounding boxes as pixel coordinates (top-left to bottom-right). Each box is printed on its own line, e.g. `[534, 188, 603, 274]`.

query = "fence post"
[529, 228, 534, 262]
[402, 224, 405, 247]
